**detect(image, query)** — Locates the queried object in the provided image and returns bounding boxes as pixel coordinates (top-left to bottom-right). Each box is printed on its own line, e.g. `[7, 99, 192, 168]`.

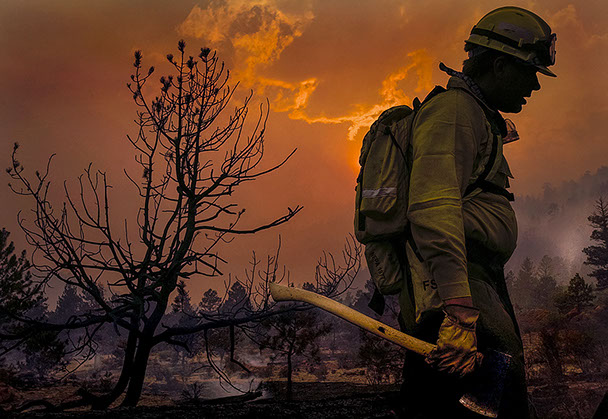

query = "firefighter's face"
[494, 57, 541, 113]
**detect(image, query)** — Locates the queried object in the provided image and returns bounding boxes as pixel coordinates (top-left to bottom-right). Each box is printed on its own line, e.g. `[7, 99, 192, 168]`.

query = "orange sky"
[1, 0, 607, 300]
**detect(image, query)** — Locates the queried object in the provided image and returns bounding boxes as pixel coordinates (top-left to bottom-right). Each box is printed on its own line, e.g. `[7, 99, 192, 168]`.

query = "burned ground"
[4, 380, 607, 418]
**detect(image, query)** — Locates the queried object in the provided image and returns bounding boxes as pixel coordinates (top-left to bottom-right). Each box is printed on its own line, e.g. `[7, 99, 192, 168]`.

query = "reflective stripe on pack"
[362, 187, 397, 198]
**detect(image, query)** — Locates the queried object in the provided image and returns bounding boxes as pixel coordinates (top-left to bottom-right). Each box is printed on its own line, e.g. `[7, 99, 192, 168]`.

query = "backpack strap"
[462, 125, 514, 201]
[385, 86, 446, 162]
[453, 88, 515, 202]
[418, 85, 447, 110]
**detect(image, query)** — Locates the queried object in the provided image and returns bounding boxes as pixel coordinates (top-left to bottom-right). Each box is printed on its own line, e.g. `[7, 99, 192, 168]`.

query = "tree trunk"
[121, 336, 153, 407]
[541, 330, 564, 380]
[287, 350, 293, 401]
[121, 297, 168, 407]
[93, 327, 139, 409]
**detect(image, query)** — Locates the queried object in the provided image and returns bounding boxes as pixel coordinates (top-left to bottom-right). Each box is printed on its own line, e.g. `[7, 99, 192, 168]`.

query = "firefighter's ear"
[492, 55, 510, 77]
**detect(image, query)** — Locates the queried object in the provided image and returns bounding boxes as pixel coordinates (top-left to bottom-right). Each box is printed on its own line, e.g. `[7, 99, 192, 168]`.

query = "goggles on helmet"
[470, 28, 556, 67]
[531, 33, 556, 67]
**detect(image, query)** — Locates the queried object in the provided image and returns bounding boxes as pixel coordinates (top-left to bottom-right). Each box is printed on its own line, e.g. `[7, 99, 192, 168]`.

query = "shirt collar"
[439, 63, 512, 138]
[440, 62, 496, 114]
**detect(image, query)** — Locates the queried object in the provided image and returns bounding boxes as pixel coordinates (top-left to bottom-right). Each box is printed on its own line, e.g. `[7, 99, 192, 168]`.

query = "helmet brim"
[536, 65, 557, 77]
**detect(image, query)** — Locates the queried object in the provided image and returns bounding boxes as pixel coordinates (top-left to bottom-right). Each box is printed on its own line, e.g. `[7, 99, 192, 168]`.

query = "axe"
[269, 282, 510, 418]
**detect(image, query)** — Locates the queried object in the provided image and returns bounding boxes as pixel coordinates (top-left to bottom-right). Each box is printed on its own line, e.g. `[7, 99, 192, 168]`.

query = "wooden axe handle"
[269, 282, 435, 357]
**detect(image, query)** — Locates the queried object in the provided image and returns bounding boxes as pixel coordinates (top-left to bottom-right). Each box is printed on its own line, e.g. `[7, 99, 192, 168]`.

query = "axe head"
[459, 349, 512, 418]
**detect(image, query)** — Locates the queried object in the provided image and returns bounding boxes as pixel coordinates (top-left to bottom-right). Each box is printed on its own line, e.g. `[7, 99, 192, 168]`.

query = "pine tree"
[0, 229, 45, 347]
[220, 281, 251, 315]
[537, 255, 553, 278]
[534, 275, 557, 308]
[198, 288, 221, 314]
[259, 284, 332, 400]
[170, 281, 197, 366]
[583, 197, 608, 289]
[511, 257, 537, 309]
[52, 285, 87, 324]
[554, 273, 595, 314]
[351, 278, 377, 315]
[0, 228, 39, 324]
[0, 228, 65, 378]
[171, 280, 194, 314]
[533, 255, 557, 308]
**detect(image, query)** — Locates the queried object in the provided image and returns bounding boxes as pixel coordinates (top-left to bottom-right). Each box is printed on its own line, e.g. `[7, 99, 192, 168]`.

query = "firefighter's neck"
[473, 73, 501, 111]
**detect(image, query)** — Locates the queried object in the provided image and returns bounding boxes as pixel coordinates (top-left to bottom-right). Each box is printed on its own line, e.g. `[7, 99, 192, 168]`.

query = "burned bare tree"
[2, 41, 361, 410]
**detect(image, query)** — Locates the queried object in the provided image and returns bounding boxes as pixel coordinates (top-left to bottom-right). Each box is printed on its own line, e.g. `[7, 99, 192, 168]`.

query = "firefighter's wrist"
[444, 296, 474, 307]
[442, 298, 479, 328]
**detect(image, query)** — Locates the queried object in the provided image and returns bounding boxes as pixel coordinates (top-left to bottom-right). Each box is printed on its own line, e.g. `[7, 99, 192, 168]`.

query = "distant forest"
[507, 165, 608, 283]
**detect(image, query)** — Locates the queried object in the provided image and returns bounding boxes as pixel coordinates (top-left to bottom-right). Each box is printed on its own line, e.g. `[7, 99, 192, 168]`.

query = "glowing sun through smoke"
[178, 1, 436, 145]
[286, 49, 436, 142]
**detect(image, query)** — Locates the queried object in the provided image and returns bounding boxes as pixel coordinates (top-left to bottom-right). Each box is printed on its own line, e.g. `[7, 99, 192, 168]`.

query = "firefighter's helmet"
[466, 6, 557, 77]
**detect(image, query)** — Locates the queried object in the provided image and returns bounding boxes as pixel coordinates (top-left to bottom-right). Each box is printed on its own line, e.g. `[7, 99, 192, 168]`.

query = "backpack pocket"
[355, 117, 411, 244]
[359, 122, 402, 219]
[364, 240, 405, 295]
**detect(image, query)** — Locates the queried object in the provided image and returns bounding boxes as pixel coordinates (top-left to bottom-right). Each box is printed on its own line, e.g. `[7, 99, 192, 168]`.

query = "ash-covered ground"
[5, 380, 607, 418]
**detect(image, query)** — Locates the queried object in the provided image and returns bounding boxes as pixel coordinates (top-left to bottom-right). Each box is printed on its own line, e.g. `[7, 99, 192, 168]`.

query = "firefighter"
[398, 7, 556, 418]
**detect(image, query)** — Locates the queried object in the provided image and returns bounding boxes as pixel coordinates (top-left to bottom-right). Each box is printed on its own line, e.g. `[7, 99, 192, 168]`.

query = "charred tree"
[4, 41, 332, 410]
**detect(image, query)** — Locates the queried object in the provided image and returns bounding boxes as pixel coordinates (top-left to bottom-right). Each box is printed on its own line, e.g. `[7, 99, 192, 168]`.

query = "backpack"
[354, 86, 446, 296]
[354, 85, 514, 300]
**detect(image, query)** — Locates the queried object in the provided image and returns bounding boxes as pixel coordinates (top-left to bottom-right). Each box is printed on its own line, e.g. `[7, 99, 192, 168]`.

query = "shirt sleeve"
[407, 90, 483, 301]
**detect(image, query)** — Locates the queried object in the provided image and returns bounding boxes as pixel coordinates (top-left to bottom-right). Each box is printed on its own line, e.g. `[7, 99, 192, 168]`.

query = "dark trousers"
[398, 261, 530, 419]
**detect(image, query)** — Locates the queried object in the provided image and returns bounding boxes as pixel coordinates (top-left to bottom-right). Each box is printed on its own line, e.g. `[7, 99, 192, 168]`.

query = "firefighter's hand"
[425, 304, 483, 378]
